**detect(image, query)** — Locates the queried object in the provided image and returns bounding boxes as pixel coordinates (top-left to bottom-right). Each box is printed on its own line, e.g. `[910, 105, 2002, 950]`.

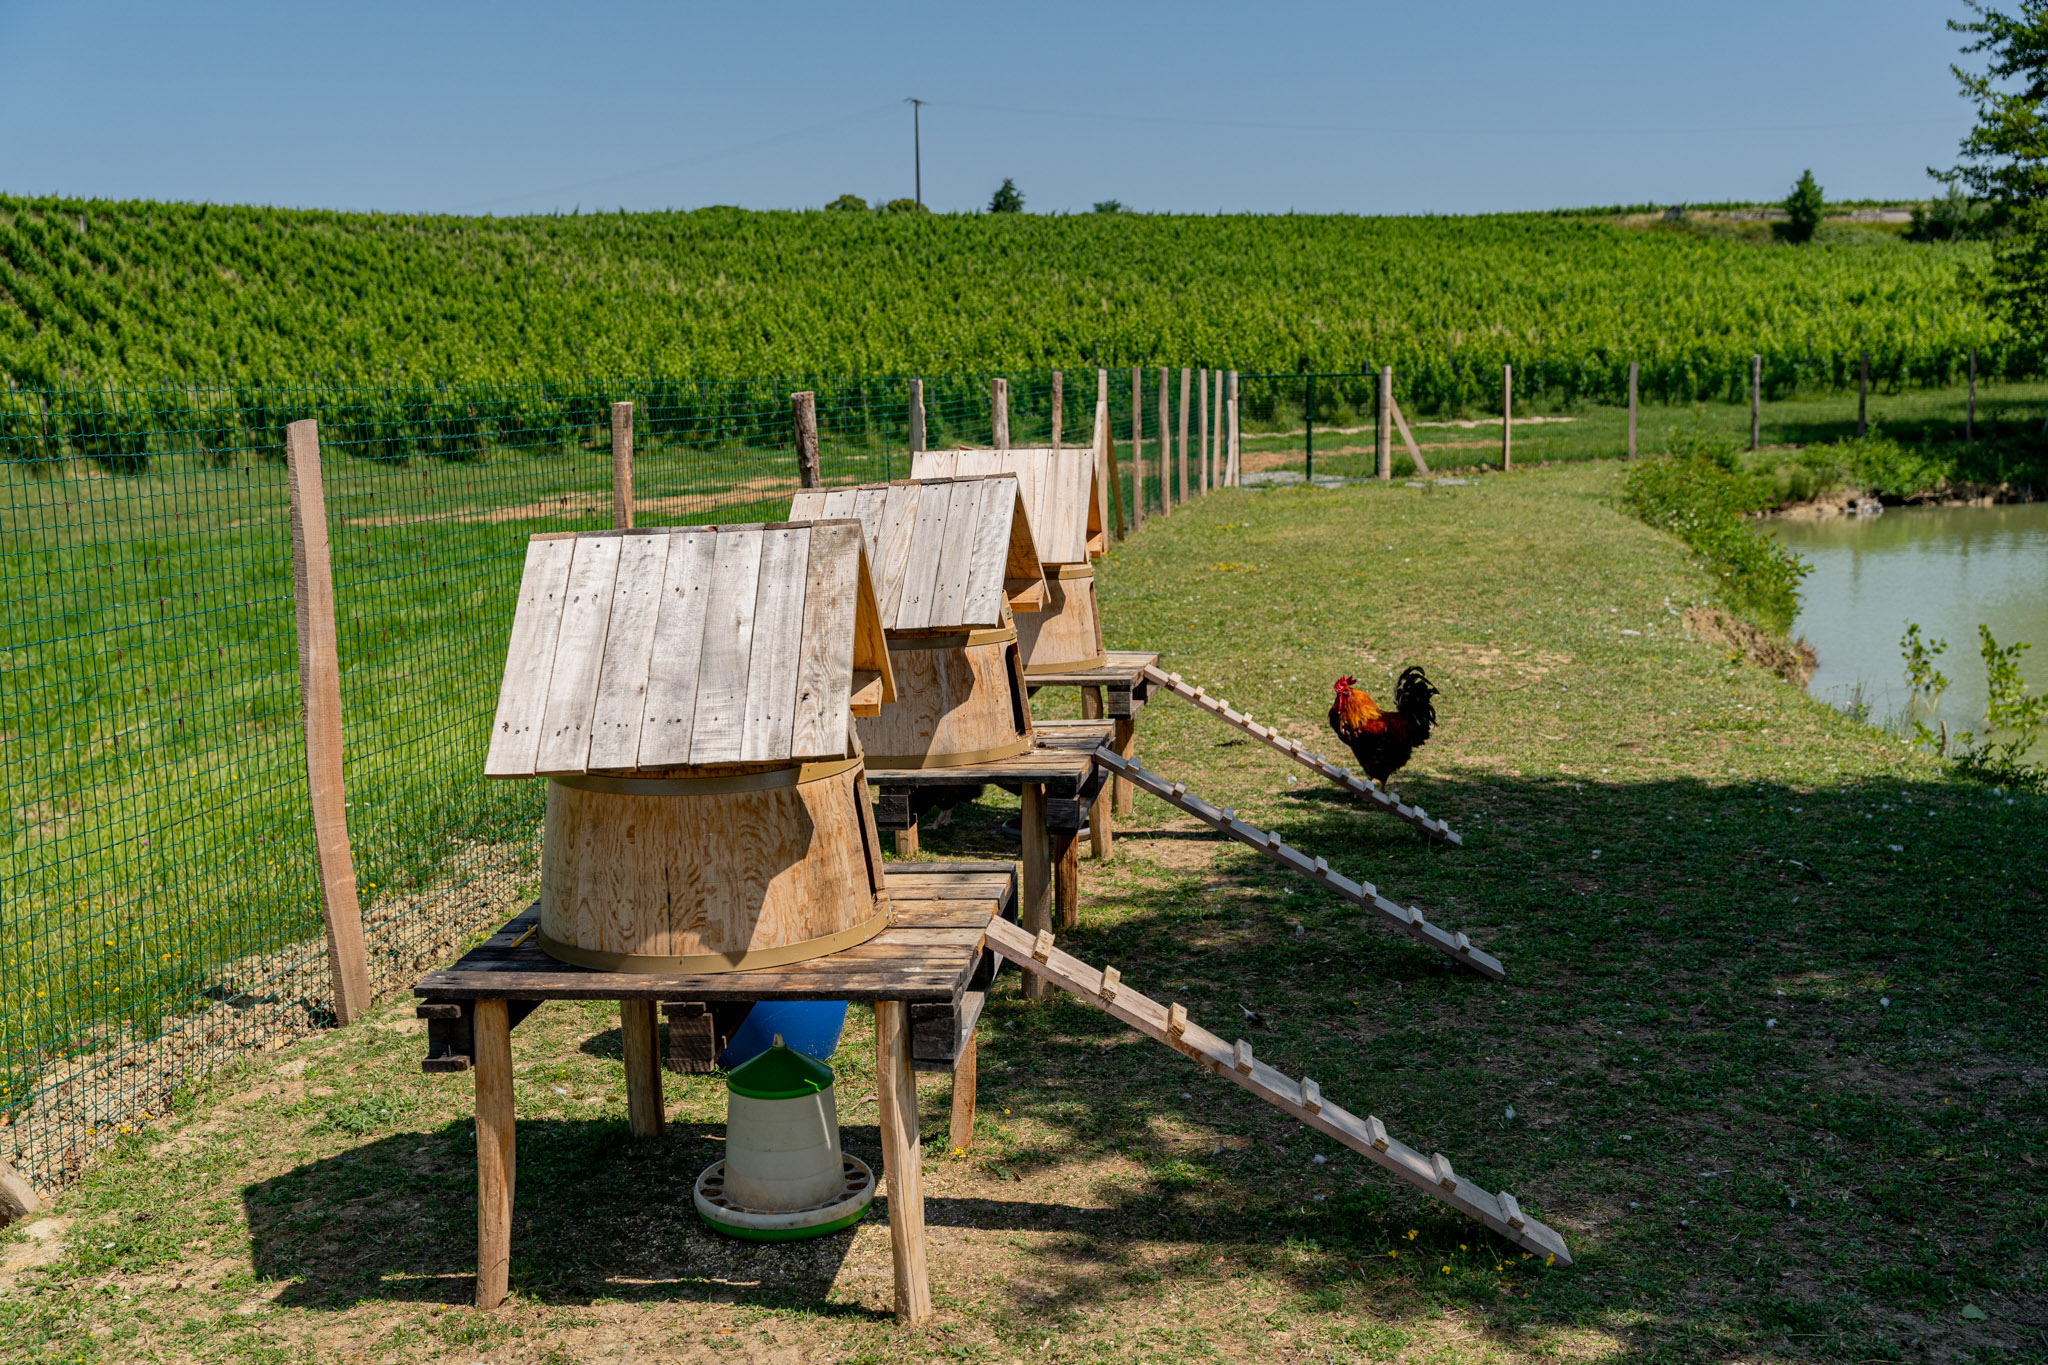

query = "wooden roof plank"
[791, 521, 859, 758]
[483, 536, 577, 778]
[634, 528, 718, 768]
[874, 483, 923, 625]
[930, 477, 986, 628]
[688, 528, 766, 764]
[586, 533, 672, 771]
[959, 478, 1011, 624]
[894, 481, 952, 632]
[740, 526, 810, 762]
[534, 535, 624, 775]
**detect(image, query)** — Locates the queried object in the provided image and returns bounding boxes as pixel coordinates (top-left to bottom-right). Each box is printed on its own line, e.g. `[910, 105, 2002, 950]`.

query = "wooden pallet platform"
[1026, 649, 1161, 718]
[1142, 665, 1461, 845]
[1093, 747, 1502, 980]
[985, 916, 1569, 1265]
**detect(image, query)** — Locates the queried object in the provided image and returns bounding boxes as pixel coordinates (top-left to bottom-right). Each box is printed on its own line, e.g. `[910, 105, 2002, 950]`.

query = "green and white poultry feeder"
[694, 1037, 875, 1241]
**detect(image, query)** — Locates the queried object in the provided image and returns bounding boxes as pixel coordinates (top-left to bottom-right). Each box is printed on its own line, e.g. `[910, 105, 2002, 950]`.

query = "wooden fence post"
[992, 377, 1010, 450]
[1377, 367, 1393, 481]
[1858, 349, 1869, 438]
[1968, 347, 1976, 441]
[1177, 367, 1192, 503]
[792, 391, 821, 489]
[1227, 371, 1240, 484]
[1750, 354, 1761, 451]
[907, 378, 925, 456]
[284, 419, 372, 1026]
[1198, 368, 1212, 494]
[1627, 360, 1638, 459]
[1099, 369, 1124, 539]
[1156, 368, 1171, 514]
[1129, 366, 1144, 531]
[1050, 370, 1063, 450]
[610, 401, 634, 528]
[1501, 365, 1513, 471]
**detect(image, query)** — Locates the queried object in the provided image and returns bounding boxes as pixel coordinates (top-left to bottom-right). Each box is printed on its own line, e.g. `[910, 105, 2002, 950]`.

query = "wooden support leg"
[1082, 687, 1112, 860]
[1020, 783, 1051, 1000]
[620, 999, 664, 1138]
[1053, 829, 1080, 929]
[1112, 716, 1137, 818]
[895, 819, 920, 857]
[473, 998, 514, 1309]
[874, 1001, 933, 1324]
[948, 1027, 978, 1153]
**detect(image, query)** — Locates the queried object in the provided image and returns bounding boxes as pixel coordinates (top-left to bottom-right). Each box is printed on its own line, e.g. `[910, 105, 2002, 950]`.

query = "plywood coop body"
[909, 449, 1104, 674]
[789, 474, 1045, 768]
[483, 522, 897, 974]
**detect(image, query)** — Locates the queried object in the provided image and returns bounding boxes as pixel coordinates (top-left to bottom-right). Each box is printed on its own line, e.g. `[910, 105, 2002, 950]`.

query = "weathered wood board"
[908, 449, 1101, 565]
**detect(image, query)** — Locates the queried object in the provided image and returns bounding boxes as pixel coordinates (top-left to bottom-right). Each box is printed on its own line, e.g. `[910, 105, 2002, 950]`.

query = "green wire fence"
[0, 367, 1228, 1192]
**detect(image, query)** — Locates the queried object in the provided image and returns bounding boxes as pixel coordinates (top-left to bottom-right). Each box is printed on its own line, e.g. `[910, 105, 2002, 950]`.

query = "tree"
[1092, 199, 1126, 214]
[988, 178, 1024, 214]
[1778, 170, 1825, 243]
[1939, 1, 2048, 333]
[825, 193, 867, 212]
[878, 198, 927, 214]
[1909, 184, 1991, 240]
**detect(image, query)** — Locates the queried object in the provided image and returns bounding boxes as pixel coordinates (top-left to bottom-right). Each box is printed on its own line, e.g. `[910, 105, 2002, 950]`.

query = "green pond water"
[1771, 504, 2048, 752]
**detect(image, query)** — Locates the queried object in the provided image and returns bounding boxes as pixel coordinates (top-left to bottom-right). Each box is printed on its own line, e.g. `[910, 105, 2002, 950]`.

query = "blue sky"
[0, 0, 1976, 216]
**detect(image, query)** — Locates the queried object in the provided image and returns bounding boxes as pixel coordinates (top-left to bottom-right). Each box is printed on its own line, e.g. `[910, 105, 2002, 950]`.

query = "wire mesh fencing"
[5, 368, 1189, 1193]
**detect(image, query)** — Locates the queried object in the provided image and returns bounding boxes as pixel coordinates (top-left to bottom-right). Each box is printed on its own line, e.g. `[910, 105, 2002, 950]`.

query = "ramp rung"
[1092, 747, 1504, 980]
[984, 915, 1570, 1265]
[1144, 666, 1462, 846]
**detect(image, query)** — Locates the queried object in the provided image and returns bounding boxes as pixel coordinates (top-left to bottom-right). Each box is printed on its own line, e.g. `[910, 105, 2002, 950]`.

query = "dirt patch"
[1683, 606, 1817, 685]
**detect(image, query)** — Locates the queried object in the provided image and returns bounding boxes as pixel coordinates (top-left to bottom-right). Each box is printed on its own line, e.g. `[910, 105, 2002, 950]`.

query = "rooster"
[1328, 667, 1439, 785]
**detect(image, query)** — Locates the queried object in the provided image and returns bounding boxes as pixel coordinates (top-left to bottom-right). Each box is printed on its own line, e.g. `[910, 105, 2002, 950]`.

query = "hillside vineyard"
[0, 195, 2000, 408]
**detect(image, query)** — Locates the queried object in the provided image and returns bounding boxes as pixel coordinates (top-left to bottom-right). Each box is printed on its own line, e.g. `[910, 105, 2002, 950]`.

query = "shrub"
[825, 193, 867, 212]
[988, 178, 1024, 214]
[1618, 451, 1808, 633]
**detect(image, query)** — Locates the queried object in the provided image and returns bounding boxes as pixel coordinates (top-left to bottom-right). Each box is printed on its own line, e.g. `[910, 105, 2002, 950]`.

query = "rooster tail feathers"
[1393, 665, 1438, 737]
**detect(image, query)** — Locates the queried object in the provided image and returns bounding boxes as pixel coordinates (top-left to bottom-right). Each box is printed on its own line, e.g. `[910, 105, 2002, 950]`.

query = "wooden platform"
[414, 861, 1016, 1324]
[1025, 648, 1160, 718]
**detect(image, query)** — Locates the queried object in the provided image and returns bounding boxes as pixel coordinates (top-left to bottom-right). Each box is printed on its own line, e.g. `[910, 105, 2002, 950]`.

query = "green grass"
[3, 461, 2040, 1362]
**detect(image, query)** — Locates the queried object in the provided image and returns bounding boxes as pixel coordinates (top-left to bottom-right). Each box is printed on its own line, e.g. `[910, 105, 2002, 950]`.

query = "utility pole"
[906, 98, 926, 209]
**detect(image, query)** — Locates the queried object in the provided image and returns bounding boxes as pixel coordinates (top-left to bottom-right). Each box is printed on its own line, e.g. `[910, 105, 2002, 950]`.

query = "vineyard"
[0, 194, 2008, 422]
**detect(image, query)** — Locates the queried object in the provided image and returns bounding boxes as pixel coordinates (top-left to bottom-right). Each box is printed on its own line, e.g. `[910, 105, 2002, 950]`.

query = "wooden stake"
[1968, 347, 1976, 440]
[1178, 367, 1192, 502]
[992, 377, 1010, 450]
[1055, 827, 1080, 928]
[1021, 783, 1051, 999]
[1389, 394, 1430, 477]
[1750, 354, 1761, 451]
[1081, 685, 1113, 860]
[793, 390, 821, 489]
[610, 401, 634, 529]
[1157, 367, 1172, 514]
[907, 378, 925, 456]
[1099, 397, 1127, 540]
[1130, 366, 1144, 530]
[620, 999, 665, 1138]
[1112, 715, 1136, 816]
[1199, 368, 1212, 493]
[284, 420, 371, 1026]
[1050, 370, 1063, 450]
[895, 823, 920, 857]
[948, 1028, 978, 1152]
[874, 1000, 933, 1323]
[1377, 367, 1393, 481]
[473, 997, 514, 1308]
[1627, 360, 1638, 459]
[1858, 349, 1869, 437]
[1227, 372, 1240, 485]
[1501, 365, 1513, 471]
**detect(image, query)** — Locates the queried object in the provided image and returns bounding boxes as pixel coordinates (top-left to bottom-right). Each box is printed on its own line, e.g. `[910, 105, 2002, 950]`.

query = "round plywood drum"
[857, 626, 1031, 769]
[538, 758, 888, 973]
[1016, 564, 1106, 675]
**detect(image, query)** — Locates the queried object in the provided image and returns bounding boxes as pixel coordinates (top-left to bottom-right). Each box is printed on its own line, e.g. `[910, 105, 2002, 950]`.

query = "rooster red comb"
[1334, 675, 1355, 691]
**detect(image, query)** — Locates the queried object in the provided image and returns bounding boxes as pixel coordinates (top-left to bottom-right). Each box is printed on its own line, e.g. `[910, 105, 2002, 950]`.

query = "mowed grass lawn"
[2, 461, 2041, 1363]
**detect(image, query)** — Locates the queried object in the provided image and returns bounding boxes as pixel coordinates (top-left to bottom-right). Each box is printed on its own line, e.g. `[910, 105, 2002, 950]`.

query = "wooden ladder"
[984, 916, 1570, 1264]
[1092, 747, 1502, 980]
[1141, 665, 1461, 846]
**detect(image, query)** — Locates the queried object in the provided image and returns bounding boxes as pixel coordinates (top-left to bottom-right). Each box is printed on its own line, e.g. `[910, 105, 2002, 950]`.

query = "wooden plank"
[791, 521, 859, 759]
[978, 917, 1572, 1266]
[1388, 394, 1431, 477]
[587, 533, 672, 771]
[611, 402, 634, 529]
[931, 477, 987, 627]
[687, 529, 765, 764]
[1198, 368, 1212, 493]
[949, 1028, 978, 1151]
[740, 526, 810, 762]
[875, 1000, 934, 1323]
[1177, 367, 1192, 503]
[473, 998, 514, 1308]
[848, 486, 889, 557]
[1157, 367, 1172, 515]
[894, 479, 953, 632]
[991, 376, 1009, 450]
[874, 483, 924, 626]
[635, 529, 717, 768]
[284, 420, 372, 1025]
[484, 535, 577, 777]
[620, 999, 665, 1137]
[963, 477, 1015, 623]
[535, 535, 624, 774]
[850, 540, 895, 706]
[1020, 783, 1051, 1001]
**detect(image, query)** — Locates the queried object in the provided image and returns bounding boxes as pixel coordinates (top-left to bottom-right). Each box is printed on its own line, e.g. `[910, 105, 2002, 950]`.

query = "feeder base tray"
[693, 1155, 875, 1241]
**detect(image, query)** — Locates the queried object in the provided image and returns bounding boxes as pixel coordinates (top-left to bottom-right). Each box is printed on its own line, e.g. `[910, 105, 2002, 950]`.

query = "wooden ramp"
[1141, 665, 1461, 846]
[1092, 747, 1502, 980]
[982, 916, 1570, 1264]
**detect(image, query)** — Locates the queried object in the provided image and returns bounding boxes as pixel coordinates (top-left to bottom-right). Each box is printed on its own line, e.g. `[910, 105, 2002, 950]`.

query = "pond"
[1771, 504, 2048, 751]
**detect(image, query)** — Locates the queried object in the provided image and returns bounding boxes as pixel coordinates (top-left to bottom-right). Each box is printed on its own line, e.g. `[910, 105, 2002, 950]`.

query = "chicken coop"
[482, 521, 896, 972]
[908, 448, 1104, 674]
[788, 473, 1046, 769]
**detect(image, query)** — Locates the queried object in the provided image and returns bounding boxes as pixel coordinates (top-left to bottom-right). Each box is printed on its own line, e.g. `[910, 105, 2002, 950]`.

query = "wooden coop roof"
[484, 522, 895, 778]
[907, 449, 1103, 565]
[787, 475, 1046, 632]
